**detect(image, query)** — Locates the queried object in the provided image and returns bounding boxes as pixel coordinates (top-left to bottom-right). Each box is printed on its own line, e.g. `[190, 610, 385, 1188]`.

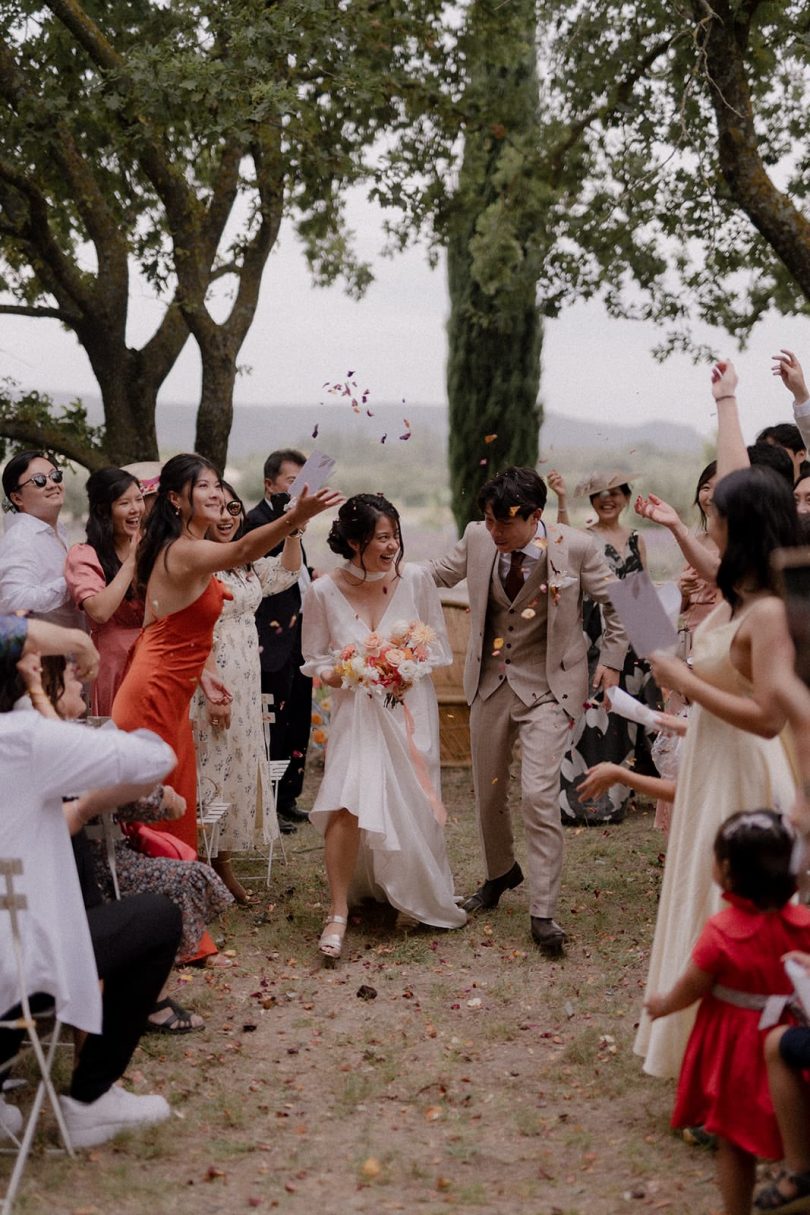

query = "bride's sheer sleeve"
[411, 566, 453, 669]
[300, 582, 336, 679]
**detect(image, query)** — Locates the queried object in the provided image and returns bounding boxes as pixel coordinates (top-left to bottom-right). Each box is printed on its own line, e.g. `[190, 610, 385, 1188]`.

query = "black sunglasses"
[224, 499, 242, 517]
[17, 469, 63, 490]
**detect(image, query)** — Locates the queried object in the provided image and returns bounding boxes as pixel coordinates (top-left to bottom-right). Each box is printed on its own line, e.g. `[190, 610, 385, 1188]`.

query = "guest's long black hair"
[136, 453, 221, 589]
[85, 467, 141, 598]
[327, 493, 403, 578]
[713, 466, 799, 610]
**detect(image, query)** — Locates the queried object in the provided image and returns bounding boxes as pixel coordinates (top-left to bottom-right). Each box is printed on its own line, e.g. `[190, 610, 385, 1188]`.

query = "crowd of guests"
[0, 350, 809, 1214]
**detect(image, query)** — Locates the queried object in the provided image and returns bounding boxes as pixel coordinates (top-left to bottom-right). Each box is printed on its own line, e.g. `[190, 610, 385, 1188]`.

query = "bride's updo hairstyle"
[327, 493, 404, 578]
[137, 453, 221, 588]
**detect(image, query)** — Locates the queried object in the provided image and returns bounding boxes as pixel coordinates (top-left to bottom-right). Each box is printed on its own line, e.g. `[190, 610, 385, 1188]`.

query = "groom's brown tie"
[502, 550, 526, 600]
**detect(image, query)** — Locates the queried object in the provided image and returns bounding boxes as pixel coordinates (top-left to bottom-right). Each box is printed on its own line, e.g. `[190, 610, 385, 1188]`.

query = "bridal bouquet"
[332, 619, 437, 709]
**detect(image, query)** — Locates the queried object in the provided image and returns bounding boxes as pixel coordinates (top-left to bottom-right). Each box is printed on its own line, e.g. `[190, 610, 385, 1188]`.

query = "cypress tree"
[447, 0, 543, 533]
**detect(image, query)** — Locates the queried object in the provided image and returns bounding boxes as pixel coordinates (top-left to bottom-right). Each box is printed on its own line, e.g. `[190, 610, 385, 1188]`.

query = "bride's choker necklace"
[340, 561, 389, 583]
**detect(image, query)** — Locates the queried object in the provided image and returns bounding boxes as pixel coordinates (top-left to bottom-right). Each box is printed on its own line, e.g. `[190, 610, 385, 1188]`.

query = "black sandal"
[145, 997, 204, 1035]
[755, 1169, 810, 1213]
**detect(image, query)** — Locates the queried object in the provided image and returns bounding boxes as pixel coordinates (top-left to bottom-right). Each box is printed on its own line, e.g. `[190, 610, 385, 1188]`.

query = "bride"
[301, 493, 466, 962]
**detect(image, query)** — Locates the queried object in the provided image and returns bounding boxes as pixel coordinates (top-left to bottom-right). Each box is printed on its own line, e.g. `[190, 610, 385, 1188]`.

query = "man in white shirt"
[0, 450, 84, 629]
[0, 617, 180, 1147]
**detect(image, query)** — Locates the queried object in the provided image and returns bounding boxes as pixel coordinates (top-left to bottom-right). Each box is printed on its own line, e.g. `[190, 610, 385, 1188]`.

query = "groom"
[428, 467, 627, 955]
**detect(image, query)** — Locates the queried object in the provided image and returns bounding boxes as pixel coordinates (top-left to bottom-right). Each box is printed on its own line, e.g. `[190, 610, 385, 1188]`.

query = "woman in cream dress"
[634, 465, 799, 1078]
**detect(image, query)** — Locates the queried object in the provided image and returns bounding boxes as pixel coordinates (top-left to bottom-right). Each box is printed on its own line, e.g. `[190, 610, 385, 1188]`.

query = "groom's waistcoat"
[478, 553, 550, 706]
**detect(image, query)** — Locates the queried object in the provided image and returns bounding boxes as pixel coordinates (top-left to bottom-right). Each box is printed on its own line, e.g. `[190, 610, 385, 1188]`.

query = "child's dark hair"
[714, 809, 796, 909]
[327, 494, 403, 576]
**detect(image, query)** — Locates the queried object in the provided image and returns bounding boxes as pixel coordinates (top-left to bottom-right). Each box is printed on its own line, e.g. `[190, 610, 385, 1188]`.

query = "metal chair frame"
[0, 859, 74, 1214]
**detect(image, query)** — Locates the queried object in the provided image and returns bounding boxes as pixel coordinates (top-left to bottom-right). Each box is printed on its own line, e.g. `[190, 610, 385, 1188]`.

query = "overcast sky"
[2, 191, 808, 445]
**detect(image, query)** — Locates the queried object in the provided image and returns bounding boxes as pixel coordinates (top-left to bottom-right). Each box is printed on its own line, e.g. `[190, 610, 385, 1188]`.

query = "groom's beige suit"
[429, 520, 627, 919]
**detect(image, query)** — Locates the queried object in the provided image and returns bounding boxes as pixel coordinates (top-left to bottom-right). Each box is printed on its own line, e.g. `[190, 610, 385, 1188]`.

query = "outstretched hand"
[772, 348, 810, 402]
[577, 762, 623, 802]
[290, 485, 345, 525]
[634, 493, 683, 533]
[547, 470, 567, 499]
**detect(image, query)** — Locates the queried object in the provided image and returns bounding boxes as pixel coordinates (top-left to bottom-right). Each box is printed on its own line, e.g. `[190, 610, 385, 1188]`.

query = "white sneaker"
[59, 1084, 170, 1148]
[0, 1095, 22, 1139]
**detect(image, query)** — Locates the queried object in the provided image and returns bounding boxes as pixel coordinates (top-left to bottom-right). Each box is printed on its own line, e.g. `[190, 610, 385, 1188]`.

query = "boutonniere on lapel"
[544, 553, 576, 607]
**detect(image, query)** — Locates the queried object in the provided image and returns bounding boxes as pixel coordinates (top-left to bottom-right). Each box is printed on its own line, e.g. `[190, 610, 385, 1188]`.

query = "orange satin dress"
[111, 578, 232, 851]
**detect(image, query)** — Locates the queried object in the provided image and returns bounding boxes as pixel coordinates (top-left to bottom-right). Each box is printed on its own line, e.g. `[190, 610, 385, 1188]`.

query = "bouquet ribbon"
[402, 703, 447, 826]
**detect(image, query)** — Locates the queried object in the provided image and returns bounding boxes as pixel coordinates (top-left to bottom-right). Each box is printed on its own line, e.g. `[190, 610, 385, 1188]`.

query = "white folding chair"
[260, 694, 289, 884]
[0, 859, 74, 1214]
[191, 720, 232, 865]
[82, 718, 122, 899]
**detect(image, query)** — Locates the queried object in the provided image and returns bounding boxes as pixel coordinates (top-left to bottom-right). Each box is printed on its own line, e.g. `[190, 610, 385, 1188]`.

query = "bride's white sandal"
[319, 916, 348, 966]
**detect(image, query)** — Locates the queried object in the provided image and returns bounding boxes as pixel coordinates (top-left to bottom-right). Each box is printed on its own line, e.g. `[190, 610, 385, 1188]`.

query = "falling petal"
[311, 423, 319, 438]
[399, 433, 411, 441]
[521, 608, 536, 620]
[380, 434, 387, 444]
[484, 433, 497, 444]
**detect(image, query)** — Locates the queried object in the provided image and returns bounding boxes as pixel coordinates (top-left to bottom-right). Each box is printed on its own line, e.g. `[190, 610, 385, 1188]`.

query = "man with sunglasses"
[0, 450, 85, 630]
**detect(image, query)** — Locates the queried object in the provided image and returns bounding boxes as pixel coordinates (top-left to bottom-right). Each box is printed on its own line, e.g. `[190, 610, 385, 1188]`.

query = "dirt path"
[12, 771, 720, 1215]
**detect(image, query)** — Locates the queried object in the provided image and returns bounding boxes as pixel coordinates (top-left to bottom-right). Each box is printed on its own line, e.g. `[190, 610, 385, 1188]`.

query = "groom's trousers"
[470, 683, 571, 919]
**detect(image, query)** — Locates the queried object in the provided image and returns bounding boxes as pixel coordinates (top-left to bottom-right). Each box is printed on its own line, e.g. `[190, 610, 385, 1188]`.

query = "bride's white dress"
[301, 564, 466, 929]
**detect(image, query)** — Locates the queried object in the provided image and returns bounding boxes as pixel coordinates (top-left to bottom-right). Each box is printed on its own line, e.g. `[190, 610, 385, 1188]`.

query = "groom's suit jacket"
[428, 521, 627, 713]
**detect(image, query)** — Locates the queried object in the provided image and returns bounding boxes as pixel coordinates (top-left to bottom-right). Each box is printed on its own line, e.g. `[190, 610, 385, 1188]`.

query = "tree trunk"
[194, 335, 237, 472]
[445, 0, 543, 534]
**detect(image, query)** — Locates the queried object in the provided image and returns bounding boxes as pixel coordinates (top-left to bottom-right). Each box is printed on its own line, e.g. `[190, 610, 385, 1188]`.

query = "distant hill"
[56, 393, 705, 459]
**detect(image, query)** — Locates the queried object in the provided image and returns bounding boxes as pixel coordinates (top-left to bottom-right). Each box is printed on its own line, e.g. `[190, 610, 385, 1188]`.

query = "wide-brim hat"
[574, 470, 640, 499]
[122, 461, 162, 496]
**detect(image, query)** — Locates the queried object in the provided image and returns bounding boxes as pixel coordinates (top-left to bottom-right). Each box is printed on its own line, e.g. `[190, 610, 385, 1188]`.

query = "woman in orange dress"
[112, 453, 341, 852]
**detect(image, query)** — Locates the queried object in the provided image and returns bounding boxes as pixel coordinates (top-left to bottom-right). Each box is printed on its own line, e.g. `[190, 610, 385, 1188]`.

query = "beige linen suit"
[429, 521, 627, 918]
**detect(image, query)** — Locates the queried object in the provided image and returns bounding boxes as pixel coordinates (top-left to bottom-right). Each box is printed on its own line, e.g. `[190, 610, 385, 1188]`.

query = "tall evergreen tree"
[446, 0, 543, 534]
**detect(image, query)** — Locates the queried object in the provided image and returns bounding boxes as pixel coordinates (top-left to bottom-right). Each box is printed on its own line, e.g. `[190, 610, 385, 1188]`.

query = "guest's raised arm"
[772, 348, 810, 450]
[711, 359, 750, 481]
[634, 494, 720, 583]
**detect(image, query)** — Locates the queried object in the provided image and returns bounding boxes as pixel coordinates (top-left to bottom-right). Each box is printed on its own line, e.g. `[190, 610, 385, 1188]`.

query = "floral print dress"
[87, 786, 233, 960]
[193, 557, 299, 852]
[559, 531, 662, 824]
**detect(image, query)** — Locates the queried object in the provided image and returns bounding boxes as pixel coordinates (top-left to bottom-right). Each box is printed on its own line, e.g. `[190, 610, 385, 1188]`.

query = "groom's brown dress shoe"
[530, 917, 567, 957]
[461, 862, 524, 913]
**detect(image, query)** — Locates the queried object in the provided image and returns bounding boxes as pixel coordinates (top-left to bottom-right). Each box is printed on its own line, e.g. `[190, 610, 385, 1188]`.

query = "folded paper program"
[606, 685, 660, 730]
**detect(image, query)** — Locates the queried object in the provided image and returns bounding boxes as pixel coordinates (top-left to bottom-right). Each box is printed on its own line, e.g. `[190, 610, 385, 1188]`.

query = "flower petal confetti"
[484, 434, 497, 444]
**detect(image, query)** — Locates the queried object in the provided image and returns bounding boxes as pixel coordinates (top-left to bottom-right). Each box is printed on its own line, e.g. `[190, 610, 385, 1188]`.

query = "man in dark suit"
[244, 449, 312, 833]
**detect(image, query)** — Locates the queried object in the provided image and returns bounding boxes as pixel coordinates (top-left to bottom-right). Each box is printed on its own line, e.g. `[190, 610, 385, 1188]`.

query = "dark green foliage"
[446, 0, 542, 533]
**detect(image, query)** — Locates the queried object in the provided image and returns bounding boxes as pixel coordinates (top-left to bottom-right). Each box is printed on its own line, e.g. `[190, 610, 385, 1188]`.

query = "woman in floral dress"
[554, 472, 661, 824]
[195, 483, 301, 902]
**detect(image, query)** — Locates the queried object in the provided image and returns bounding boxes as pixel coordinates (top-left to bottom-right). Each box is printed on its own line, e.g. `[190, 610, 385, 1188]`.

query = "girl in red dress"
[645, 810, 810, 1215]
